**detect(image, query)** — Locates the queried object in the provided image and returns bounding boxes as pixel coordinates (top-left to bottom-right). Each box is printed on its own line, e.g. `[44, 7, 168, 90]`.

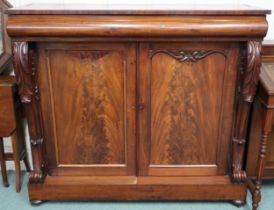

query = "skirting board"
[28, 176, 247, 202]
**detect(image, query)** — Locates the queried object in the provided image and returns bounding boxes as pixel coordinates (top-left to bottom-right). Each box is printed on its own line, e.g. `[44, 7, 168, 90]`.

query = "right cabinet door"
[138, 43, 240, 176]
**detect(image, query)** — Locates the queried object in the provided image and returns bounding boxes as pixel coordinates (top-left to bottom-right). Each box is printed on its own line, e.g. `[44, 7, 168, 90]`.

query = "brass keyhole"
[137, 104, 144, 110]
[131, 104, 145, 110]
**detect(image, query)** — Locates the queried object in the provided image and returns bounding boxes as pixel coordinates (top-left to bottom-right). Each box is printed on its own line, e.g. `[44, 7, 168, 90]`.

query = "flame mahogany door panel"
[37, 43, 136, 176]
[138, 43, 239, 176]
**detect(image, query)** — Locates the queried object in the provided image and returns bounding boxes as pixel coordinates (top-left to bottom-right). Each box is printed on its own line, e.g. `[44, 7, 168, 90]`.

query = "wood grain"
[28, 175, 247, 201]
[259, 63, 274, 95]
[7, 4, 269, 204]
[150, 51, 225, 165]
[51, 50, 124, 165]
[37, 43, 136, 176]
[7, 15, 268, 38]
[0, 76, 16, 136]
[246, 44, 274, 180]
[12, 42, 46, 184]
[262, 42, 274, 62]
[0, 0, 13, 75]
[138, 43, 239, 176]
[0, 75, 31, 191]
[247, 65, 274, 178]
[232, 41, 262, 183]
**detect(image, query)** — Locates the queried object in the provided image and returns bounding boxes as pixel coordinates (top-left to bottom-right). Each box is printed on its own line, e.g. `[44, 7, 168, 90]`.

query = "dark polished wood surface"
[262, 41, 274, 62]
[7, 15, 268, 38]
[0, 76, 16, 136]
[138, 43, 238, 176]
[0, 0, 13, 75]
[245, 62, 274, 209]
[0, 76, 31, 192]
[247, 62, 274, 180]
[6, 4, 271, 15]
[38, 43, 136, 176]
[7, 4, 270, 210]
[259, 63, 274, 95]
[246, 44, 274, 180]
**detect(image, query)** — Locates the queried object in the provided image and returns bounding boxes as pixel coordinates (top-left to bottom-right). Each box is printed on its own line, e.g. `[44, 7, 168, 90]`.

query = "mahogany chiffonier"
[5, 4, 270, 209]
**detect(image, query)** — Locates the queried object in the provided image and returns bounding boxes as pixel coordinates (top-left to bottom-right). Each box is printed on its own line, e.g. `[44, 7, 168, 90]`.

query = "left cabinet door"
[37, 43, 136, 176]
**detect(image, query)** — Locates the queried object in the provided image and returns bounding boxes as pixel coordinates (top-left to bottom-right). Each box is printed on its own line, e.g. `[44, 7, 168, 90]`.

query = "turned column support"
[232, 41, 262, 183]
[12, 42, 46, 184]
[252, 107, 273, 210]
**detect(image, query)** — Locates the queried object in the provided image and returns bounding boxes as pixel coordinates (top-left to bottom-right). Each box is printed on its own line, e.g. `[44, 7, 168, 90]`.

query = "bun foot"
[252, 203, 258, 210]
[30, 200, 44, 205]
[3, 182, 9, 187]
[232, 200, 246, 207]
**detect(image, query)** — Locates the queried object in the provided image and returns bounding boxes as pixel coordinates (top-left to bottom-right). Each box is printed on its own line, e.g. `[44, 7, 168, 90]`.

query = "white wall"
[2, 0, 274, 170]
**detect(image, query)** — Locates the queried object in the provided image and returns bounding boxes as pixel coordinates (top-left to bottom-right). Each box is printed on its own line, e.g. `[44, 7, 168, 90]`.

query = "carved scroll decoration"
[12, 42, 33, 103]
[12, 42, 46, 184]
[242, 42, 262, 102]
[232, 41, 262, 183]
[149, 49, 227, 62]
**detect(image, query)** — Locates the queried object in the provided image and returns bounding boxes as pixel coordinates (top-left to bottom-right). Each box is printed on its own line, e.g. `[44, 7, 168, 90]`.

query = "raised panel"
[138, 43, 239, 176]
[38, 43, 136, 176]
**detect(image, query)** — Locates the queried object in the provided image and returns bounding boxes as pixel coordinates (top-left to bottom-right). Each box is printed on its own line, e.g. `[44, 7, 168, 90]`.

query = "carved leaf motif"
[149, 49, 227, 62]
[241, 41, 262, 102]
[71, 51, 109, 61]
[12, 42, 33, 103]
[13, 42, 45, 184]
[232, 41, 262, 183]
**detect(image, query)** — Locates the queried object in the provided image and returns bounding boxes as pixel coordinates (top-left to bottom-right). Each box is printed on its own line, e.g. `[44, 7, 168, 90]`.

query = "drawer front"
[138, 43, 239, 176]
[38, 43, 136, 176]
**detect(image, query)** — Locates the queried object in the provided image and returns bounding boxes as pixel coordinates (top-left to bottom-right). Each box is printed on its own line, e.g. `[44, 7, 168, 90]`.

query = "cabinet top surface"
[6, 4, 271, 15]
[260, 63, 274, 95]
[0, 76, 15, 87]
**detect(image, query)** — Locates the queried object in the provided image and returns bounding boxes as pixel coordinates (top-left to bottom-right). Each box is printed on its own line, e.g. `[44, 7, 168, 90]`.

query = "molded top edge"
[6, 4, 271, 15]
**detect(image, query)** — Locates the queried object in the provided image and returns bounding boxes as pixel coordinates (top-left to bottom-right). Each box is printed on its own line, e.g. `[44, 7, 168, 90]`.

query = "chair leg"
[11, 133, 21, 193]
[16, 115, 31, 173]
[252, 108, 273, 210]
[23, 156, 31, 172]
[0, 138, 9, 187]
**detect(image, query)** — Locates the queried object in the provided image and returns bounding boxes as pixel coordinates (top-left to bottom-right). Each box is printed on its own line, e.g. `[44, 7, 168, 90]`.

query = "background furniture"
[0, 0, 31, 193]
[245, 63, 274, 209]
[0, 76, 30, 192]
[246, 42, 274, 179]
[6, 4, 270, 210]
[0, 0, 12, 75]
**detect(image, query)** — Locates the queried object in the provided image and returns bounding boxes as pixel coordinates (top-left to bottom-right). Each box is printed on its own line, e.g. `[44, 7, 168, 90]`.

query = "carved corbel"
[232, 41, 262, 183]
[12, 42, 46, 184]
